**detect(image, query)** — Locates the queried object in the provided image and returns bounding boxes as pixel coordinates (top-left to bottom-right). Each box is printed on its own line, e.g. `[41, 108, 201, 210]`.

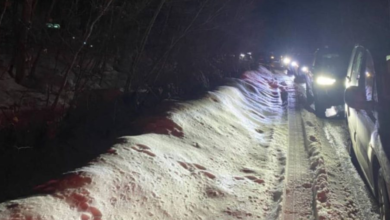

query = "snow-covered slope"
[0, 69, 291, 220]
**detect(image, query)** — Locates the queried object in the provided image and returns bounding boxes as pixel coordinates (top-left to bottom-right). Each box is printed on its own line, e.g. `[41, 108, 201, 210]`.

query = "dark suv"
[306, 47, 349, 117]
[345, 45, 390, 220]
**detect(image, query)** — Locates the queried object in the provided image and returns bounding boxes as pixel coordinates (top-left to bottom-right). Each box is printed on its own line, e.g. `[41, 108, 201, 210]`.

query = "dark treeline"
[0, 0, 258, 104]
[0, 0, 261, 202]
[0, 0, 261, 148]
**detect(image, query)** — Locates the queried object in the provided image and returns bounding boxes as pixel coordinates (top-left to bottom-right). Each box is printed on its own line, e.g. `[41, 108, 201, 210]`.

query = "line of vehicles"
[256, 46, 390, 219]
[276, 46, 390, 219]
[236, 46, 390, 217]
[257, 49, 349, 117]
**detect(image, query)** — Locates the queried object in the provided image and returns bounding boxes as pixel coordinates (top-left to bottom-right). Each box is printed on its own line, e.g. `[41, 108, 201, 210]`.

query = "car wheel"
[378, 169, 390, 220]
[314, 98, 326, 118]
[305, 81, 314, 105]
[347, 138, 358, 166]
[339, 108, 347, 119]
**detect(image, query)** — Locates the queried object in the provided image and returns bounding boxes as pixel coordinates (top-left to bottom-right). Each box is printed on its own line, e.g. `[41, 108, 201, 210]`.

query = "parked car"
[345, 45, 390, 220]
[306, 47, 349, 117]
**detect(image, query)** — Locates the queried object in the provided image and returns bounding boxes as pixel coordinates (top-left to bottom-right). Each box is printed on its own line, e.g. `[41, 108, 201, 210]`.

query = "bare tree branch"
[52, 0, 114, 109]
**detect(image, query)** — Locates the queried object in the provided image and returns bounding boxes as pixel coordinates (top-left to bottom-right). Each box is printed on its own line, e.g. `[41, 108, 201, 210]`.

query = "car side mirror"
[345, 86, 371, 110]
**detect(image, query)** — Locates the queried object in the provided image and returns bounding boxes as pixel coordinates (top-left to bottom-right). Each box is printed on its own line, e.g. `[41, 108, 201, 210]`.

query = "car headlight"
[316, 76, 336, 85]
[301, 66, 309, 73]
[291, 61, 299, 67]
[283, 57, 291, 65]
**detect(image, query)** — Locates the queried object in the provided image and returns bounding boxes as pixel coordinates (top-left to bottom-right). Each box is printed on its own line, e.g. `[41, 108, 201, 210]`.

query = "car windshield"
[315, 53, 347, 77]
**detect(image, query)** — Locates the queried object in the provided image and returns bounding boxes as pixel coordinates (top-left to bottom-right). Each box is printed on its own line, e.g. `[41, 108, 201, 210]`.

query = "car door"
[355, 50, 378, 183]
[346, 46, 366, 159]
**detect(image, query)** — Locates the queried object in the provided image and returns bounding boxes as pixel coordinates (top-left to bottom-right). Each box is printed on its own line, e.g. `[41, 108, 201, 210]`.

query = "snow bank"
[0, 74, 48, 109]
[0, 69, 290, 220]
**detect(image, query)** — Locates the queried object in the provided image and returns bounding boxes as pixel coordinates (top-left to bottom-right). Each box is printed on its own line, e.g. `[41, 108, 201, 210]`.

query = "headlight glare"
[283, 57, 291, 65]
[301, 66, 309, 73]
[316, 76, 336, 85]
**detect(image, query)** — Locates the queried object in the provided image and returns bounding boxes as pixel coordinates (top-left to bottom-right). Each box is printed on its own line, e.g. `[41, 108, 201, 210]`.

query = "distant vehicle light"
[283, 57, 291, 65]
[240, 53, 245, 58]
[291, 61, 299, 67]
[270, 56, 275, 59]
[301, 66, 309, 73]
[46, 23, 61, 29]
[247, 52, 252, 55]
[316, 76, 336, 85]
[366, 72, 372, 77]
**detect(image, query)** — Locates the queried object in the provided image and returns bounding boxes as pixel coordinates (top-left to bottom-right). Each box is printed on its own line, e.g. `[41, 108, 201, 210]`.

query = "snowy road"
[281, 83, 379, 219]
[0, 69, 381, 219]
[282, 93, 314, 219]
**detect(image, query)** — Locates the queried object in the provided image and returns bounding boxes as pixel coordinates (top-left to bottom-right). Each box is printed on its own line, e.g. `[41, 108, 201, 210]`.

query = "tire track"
[281, 82, 378, 220]
[282, 92, 315, 220]
[320, 119, 379, 220]
[298, 109, 379, 220]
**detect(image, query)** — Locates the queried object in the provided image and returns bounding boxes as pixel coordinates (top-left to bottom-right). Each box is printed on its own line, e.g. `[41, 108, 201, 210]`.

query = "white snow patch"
[0, 70, 291, 219]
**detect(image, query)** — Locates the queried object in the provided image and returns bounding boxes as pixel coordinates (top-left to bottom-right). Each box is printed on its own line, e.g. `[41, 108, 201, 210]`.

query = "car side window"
[351, 50, 364, 85]
[364, 52, 376, 102]
[312, 50, 319, 69]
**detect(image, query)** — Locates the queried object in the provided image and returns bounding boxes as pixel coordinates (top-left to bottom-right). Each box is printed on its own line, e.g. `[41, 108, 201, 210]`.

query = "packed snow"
[0, 69, 291, 219]
[0, 68, 380, 220]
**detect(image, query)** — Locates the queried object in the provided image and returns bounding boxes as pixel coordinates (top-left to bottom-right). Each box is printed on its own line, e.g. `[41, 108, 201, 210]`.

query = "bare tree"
[51, 0, 114, 110]
[0, 0, 9, 27]
[15, 0, 33, 83]
[124, 0, 167, 93]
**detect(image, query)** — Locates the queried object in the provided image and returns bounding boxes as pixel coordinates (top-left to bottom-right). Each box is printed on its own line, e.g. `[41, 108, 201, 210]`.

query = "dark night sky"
[255, 0, 390, 62]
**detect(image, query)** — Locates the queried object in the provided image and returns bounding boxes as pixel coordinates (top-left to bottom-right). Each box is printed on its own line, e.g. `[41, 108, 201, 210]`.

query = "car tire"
[314, 98, 326, 118]
[337, 110, 346, 119]
[378, 169, 390, 220]
[347, 138, 358, 166]
[306, 81, 314, 105]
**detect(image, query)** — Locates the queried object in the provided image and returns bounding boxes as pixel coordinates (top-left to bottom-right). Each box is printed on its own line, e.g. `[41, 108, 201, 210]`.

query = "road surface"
[281, 81, 379, 219]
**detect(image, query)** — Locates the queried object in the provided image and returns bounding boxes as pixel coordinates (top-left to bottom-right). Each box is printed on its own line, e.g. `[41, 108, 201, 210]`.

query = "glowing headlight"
[316, 76, 336, 85]
[301, 66, 309, 73]
[291, 61, 299, 67]
[283, 57, 291, 65]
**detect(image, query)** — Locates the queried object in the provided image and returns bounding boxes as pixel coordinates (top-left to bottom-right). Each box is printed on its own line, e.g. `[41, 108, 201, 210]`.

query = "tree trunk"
[46, 0, 57, 21]
[0, 0, 9, 27]
[124, 0, 166, 93]
[29, 46, 42, 79]
[15, 0, 33, 84]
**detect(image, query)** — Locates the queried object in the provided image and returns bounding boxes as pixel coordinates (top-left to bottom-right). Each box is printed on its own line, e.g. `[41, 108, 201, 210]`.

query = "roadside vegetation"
[0, 0, 260, 151]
